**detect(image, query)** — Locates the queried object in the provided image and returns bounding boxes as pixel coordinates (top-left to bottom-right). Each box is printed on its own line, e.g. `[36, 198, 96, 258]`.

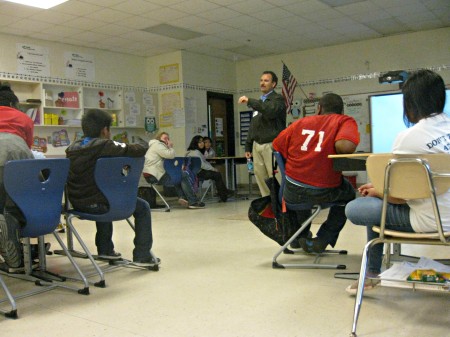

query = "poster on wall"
[159, 63, 179, 84]
[17, 43, 50, 76]
[64, 52, 95, 81]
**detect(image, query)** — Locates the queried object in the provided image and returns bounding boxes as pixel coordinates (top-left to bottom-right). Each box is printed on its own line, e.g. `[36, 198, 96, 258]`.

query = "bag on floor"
[248, 177, 298, 246]
[182, 156, 199, 193]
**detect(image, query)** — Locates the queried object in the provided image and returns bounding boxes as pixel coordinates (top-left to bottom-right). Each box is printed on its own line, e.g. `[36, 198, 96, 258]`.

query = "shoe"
[0, 214, 22, 268]
[345, 277, 380, 295]
[188, 202, 205, 209]
[178, 198, 189, 207]
[299, 237, 328, 254]
[97, 251, 122, 260]
[151, 204, 166, 209]
[290, 231, 313, 249]
[133, 256, 161, 267]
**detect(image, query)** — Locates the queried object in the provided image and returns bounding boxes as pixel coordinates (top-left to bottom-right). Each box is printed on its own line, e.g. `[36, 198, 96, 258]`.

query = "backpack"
[182, 156, 199, 193]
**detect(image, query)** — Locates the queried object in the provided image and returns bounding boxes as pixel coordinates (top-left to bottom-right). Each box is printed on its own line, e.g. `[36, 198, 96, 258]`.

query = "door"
[207, 92, 235, 157]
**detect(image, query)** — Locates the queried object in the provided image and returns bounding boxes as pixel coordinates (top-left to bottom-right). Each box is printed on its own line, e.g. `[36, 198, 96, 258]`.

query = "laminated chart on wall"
[343, 95, 370, 152]
[160, 92, 181, 128]
[17, 43, 50, 77]
[159, 63, 179, 84]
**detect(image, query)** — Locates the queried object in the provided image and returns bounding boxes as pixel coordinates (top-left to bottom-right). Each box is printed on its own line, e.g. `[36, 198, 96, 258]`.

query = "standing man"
[273, 93, 359, 253]
[239, 71, 286, 197]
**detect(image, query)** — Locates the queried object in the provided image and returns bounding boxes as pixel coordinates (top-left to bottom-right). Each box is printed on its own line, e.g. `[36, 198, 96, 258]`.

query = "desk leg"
[224, 158, 229, 189]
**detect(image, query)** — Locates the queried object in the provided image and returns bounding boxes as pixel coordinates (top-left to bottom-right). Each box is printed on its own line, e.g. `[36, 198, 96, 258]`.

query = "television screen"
[369, 89, 450, 153]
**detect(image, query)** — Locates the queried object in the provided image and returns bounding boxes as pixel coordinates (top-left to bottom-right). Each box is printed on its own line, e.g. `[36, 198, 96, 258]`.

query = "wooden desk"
[328, 153, 371, 171]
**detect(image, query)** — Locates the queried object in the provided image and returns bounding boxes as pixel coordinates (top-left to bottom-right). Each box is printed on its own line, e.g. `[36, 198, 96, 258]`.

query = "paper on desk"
[380, 257, 450, 281]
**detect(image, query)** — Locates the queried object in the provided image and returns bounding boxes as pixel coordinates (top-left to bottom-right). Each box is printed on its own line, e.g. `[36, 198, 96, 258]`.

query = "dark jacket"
[244, 90, 286, 152]
[66, 137, 147, 209]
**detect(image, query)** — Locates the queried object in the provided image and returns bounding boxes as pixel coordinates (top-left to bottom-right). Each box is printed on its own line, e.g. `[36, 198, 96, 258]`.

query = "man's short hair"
[262, 71, 278, 86]
[82, 109, 112, 138]
[319, 93, 344, 114]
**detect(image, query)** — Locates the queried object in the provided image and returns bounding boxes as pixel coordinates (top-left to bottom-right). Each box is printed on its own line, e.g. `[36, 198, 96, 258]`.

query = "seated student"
[0, 86, 35, 268]
[65, 109, 159, 267]
[141, 131, 204, 209]
[203, 136, 216, 159]
[186, 135, 233, 202]
[273, 93, 360, 252]
[345, 69, 450, 294]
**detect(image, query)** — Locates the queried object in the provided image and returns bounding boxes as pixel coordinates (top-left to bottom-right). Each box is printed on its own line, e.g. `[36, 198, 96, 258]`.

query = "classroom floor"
[0, 197, 448, 337]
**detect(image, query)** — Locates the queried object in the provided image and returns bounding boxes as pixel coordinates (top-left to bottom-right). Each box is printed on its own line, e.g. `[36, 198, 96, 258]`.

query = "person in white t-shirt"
[344, 69, 450, 294]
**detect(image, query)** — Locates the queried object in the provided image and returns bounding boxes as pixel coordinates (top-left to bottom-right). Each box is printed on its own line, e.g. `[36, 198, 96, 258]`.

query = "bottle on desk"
[247, 158, 254, 172]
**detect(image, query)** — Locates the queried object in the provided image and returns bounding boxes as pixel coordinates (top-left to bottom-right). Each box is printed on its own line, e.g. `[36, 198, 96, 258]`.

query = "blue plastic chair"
[63, 156, 159, 286]
[0, 158, 89, 319]
[272, 151, 347, 269]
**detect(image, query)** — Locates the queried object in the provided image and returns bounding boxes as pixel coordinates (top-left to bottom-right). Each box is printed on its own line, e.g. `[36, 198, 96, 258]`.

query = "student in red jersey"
[273, 93, 360, 253]
[0, 86, 34, 268]
[0, 86, 34, 148]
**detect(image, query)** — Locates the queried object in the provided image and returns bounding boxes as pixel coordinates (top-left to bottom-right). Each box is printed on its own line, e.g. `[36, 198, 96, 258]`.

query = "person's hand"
[166, 139, 173, 148]
[245, 152, 252, 159]
[358, 183, 376, 197]
[238, 96, 248, 104]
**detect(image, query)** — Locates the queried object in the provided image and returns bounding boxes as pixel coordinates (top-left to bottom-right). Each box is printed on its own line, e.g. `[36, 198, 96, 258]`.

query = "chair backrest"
[91, 156, 144, 221]
[273, 151, 286, 204]
[367, 153, 450, 199]
[163, 156, 185, 185]
[3, 158, 70, 238]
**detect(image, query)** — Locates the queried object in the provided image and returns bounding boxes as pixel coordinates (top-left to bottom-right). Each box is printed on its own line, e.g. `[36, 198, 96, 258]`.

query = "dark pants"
[145, 172, 198, 205]
[283, 178, 355, 247]
[81, 197, 153, 260]
[197, 169, 228, 199]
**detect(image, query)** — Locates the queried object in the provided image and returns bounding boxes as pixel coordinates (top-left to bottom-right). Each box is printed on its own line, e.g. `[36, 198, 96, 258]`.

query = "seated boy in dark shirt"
[66, 109, 158, 266]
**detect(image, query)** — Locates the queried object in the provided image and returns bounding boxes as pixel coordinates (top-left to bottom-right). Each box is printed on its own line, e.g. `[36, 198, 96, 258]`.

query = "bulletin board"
[342, 94, 370, 152]
[240, 110, 253, 146]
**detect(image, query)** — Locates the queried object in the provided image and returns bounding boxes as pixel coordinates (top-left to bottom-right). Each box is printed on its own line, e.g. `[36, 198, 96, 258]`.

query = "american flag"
[281, 63, 297, 114]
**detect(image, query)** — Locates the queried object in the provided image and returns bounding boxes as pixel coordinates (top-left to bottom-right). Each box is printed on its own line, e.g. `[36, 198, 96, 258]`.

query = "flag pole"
[281, 60, 308, 99]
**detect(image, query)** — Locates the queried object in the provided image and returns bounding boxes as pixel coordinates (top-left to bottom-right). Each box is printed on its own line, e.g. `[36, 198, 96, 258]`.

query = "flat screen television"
[369, 89, 450, 153]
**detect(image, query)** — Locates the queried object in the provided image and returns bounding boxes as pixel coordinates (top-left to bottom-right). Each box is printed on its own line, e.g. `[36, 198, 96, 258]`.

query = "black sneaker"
[290, 231, 313, 249]
[132, 256, 161, 267]
[299, 237, 328, 254]
[188, 202, 205, 209]
[97, 251, 122, 260]
[0, 214, 22, 268]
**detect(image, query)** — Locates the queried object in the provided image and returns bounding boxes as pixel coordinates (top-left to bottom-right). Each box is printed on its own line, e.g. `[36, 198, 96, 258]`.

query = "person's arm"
[247, 93, 285, 121]
[358, 183, 406, 204]
[335, 139, 357, 154]
[155, 141, 176, 159]
[102, 139, 147, 157]
[272, 125, 291, 159]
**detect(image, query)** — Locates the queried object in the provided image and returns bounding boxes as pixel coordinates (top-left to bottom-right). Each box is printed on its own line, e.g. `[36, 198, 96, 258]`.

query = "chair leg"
[0, 274, 17, 318]
[350, 238, 382, 337]
[151, 185, 170, 212]
[272, 206, 347, 270]
[64, 215, 106, 288]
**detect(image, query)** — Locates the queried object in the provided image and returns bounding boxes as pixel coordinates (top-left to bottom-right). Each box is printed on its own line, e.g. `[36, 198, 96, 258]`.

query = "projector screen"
[369, 89, 450, 153]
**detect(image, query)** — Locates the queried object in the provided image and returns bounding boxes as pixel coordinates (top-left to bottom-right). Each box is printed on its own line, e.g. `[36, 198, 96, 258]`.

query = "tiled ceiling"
[0, 0, 448, 61]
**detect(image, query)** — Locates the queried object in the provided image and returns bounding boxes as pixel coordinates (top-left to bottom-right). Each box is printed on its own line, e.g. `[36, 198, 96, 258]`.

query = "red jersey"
[0, 106, 34, 148]
[273, 114, 359, 188]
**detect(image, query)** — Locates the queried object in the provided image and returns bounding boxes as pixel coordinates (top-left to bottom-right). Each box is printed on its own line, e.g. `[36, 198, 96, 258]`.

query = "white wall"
[0, 33, 146, 87]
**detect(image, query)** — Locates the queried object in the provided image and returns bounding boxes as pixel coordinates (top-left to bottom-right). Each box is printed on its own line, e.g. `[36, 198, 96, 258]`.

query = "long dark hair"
[402, 69, 446, 126]
[187, 135, 204, 153]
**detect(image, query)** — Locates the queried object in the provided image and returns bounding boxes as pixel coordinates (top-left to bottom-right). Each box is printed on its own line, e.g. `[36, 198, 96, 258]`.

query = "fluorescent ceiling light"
[4, 0, 69, 9]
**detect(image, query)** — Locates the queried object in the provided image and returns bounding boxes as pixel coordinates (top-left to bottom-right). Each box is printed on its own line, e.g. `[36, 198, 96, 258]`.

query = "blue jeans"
[283, 178, 355, 247]
[146, 173, 198, 205]
[90, 197, 153, 260]
[345, 197, 414, 274]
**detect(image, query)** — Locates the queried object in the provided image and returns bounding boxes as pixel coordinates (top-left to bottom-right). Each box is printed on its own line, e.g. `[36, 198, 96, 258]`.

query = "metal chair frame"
[272, 151, 347, 270]
[0, 159, 89, 319]
[350, 154, 450, 337]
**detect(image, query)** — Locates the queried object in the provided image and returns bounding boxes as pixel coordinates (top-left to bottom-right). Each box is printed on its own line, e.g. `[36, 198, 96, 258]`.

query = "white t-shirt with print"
[392, 114, 450, 232]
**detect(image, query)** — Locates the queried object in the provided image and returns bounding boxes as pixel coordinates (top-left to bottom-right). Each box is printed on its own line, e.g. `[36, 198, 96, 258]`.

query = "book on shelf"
[25, 107, 40, 124]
